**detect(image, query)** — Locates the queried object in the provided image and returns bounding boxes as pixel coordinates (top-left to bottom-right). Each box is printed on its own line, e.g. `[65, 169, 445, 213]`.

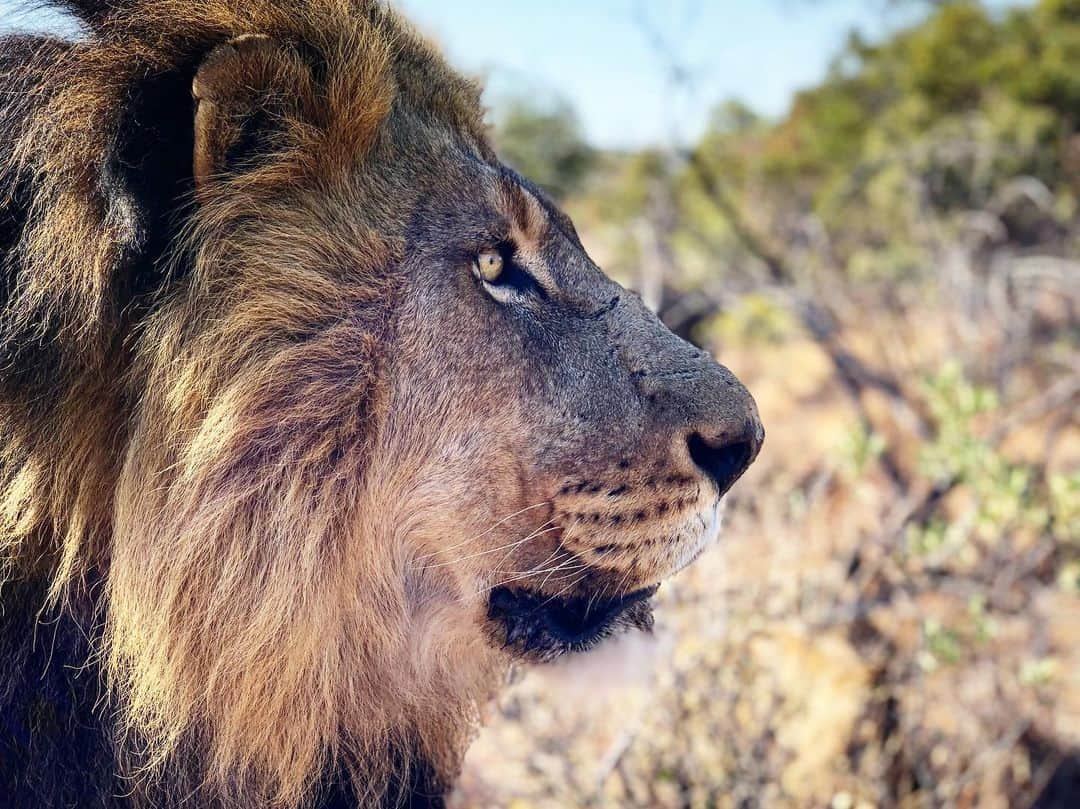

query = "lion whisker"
[416, 521, 559, 571]
[541, 564, 592, 586]
[537, 553, 585, 591]
[477, 561, 587, 597]
[495, 561, 584, 581]
[489, 541, 565, 583]
[489, 519, 561, 570]
[473, 547, 583, 595]
[603, 560, 640, 610]
[412, 501, 551, 563]
[547, 568, 594, 603]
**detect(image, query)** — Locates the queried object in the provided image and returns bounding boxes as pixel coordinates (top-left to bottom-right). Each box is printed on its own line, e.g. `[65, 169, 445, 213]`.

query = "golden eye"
[475, 250, 504, 283]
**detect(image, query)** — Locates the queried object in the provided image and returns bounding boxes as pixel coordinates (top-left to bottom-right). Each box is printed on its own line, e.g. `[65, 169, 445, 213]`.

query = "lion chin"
[486, 497, 727, 664]
[487, 584, 659, 663]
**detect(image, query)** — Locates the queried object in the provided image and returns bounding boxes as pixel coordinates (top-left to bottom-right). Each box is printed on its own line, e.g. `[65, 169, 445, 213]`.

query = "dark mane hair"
[0, 3, 491, 806]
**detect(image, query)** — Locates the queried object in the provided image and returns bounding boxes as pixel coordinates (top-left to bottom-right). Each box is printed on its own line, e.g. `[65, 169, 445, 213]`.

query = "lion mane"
[0, 2, 501, 806]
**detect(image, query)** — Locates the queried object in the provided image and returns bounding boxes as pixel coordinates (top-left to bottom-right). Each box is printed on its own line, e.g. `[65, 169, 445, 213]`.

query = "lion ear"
[192, 35, 314, 187]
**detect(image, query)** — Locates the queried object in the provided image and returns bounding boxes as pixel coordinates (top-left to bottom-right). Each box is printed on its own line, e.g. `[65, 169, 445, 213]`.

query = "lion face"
[373, 158, 763, 661]
[0, 7, 762, 803]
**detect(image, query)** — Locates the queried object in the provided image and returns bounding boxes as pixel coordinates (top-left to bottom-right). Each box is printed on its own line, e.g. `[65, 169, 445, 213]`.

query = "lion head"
[0, 1, 762, 806]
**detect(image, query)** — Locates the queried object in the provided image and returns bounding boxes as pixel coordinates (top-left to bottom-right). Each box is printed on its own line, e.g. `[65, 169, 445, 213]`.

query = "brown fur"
[0, 2, 497, 805]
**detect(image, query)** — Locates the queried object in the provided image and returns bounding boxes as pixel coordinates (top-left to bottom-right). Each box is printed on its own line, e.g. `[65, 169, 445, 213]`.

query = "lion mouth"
[487, 584, 657, 662]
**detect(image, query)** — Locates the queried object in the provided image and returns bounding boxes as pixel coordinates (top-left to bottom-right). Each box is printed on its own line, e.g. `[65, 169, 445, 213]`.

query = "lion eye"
[475, 250, 504, 283]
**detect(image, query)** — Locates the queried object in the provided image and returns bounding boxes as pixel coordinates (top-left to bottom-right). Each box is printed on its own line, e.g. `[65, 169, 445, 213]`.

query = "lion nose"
[631, 355, 763, 495]
[650, 356, 763, 497]
[686, 422, 762, 496]
[608, 289, 763, 494]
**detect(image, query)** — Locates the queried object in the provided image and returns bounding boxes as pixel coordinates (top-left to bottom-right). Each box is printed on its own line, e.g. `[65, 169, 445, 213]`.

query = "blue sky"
[401, 0, 927, 148]
[1, 0, 1030, 148]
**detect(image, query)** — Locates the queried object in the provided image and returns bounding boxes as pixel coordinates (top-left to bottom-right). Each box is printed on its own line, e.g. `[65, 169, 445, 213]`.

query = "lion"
[0, 1, 763, 806]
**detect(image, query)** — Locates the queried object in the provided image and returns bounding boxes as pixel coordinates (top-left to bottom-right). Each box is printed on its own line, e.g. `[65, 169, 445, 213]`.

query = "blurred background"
[3, 0, 1076, 806]
[410, 1, 1078, 806]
